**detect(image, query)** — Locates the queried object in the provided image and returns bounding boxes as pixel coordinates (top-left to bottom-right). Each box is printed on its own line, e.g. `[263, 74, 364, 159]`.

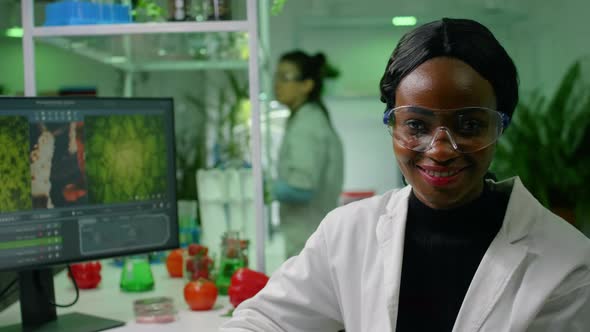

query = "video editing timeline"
[0, 199, 172, 269]
[0, 222, 63, 267]
[0, 98, 178, 271]
[79, 211, 171, 256]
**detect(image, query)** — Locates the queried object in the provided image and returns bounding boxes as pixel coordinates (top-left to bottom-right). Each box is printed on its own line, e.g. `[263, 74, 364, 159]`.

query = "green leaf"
[271, 0, 287, 16]
[221, 308, 234, 317]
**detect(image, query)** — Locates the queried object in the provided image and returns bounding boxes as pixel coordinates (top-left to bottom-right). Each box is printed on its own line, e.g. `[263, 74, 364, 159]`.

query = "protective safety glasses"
[383, 105, 510, 153]
[273, 72, 303, 83]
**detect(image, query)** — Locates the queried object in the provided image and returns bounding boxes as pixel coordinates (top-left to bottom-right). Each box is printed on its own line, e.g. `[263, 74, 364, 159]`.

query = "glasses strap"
[382, 108, 393, 125]
[500, 113, 511, 129]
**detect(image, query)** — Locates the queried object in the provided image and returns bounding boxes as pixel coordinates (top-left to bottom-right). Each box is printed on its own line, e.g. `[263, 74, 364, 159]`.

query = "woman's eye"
[405, 120, 427, 131]
[460, 120, 484, 133]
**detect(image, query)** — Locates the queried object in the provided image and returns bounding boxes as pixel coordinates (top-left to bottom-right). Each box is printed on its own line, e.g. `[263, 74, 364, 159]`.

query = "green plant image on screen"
[0, 116, 32, 212]
[85, 115, 168, 204]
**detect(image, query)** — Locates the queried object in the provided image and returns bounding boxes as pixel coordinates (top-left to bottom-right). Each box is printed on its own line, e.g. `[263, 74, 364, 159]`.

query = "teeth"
[424, 169, 460, 177]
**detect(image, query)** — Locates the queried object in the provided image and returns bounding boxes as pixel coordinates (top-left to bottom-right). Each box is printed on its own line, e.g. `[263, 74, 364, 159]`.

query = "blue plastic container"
[44, 1, 131, 26]
[179, 226, 200, 248]
[44, 1, 98, 26]
[112, 4, 132, 23]
[97, 3, 132, 24]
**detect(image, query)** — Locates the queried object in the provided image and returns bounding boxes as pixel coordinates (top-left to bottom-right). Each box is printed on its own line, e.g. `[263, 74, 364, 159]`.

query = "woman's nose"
[423, 128, 460, 162]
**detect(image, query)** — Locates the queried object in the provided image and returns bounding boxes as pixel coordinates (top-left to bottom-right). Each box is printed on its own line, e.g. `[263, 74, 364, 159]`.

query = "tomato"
[188, 244, 208, 256]
[185, 253, 214, 281]
[166, 249, 184, 278]
[192, 270, 209, 280]
[198, 256, 214, 270]
[186, 259, 196, 273]
[184, 279, 218, 311]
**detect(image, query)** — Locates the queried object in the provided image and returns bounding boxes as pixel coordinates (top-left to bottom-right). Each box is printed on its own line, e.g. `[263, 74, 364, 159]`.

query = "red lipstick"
[417, 165, 464, 186]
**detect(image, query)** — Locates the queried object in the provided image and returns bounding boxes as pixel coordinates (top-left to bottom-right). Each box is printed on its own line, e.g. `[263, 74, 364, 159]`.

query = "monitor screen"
[0, 97, 178, 272]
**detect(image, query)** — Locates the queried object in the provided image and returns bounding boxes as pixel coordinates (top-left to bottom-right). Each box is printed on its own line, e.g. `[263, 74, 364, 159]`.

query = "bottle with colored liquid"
[167, 0, 192, 21]
[120, 255, 155, 292]
[215, 231, 247, 295]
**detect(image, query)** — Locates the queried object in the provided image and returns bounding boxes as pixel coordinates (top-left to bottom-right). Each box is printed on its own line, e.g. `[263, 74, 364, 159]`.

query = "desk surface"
[0, 261, 231, 331]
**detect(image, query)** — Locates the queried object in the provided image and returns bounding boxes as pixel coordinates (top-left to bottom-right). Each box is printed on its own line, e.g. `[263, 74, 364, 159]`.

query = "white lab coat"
[277, 102, 344, 257]
[221, 177, 590, 331]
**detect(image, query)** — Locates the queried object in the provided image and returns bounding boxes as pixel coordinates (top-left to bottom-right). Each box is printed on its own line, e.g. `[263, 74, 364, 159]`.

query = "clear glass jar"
[133, 297, 176, 323]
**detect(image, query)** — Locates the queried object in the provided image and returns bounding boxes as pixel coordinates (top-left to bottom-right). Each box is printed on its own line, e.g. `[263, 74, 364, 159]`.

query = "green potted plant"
[177, 70, 250, 200]
[491, 59, 590, 229]
[176, 95, 209, 201]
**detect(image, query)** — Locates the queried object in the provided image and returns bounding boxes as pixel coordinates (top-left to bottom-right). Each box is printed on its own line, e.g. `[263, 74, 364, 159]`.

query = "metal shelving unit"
[32, 21, 250, 37]
[20, 0, 268, 272]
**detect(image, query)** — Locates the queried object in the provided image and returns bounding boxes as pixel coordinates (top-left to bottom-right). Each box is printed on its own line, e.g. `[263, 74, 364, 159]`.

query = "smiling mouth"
[416, 165, 470, 177]
[416, 166, 467, 186]
[420, 168, 462, 177]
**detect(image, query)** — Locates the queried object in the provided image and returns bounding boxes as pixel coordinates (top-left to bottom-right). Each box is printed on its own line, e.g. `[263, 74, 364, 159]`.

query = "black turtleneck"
[395, 183, 509, 332]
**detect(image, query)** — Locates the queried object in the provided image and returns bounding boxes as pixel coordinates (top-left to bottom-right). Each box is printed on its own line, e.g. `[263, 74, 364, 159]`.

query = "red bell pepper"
[227, 268, 269, 308]
[69, 261, 102, 289]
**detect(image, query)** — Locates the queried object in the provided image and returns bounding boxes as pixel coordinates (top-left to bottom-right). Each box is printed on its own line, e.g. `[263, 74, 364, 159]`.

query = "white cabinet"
[19, 0, 268, 272]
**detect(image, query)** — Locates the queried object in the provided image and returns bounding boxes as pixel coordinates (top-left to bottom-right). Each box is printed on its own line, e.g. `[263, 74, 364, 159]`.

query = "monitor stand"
[0, 268, 125, 332]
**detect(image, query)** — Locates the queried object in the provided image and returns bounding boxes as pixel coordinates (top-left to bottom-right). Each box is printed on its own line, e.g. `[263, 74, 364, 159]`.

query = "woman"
[272, 50, 344, 258]
[222, 19, 590, 331]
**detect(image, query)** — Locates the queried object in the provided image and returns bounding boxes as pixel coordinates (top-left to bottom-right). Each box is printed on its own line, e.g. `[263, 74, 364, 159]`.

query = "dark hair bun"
[280, 50, 340, 80]
[314, 53, 340, 80]
[313, 53, 327, 68]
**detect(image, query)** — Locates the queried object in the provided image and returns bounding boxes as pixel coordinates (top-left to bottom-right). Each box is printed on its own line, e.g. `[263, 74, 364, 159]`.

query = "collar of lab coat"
[376, 176, 534, 331]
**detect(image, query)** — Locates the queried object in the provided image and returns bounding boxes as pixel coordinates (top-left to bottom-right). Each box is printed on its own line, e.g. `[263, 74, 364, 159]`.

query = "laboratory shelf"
[20, 0, 268, 273]
[38, 32, 249, 72]
[32, 21, 250, 37]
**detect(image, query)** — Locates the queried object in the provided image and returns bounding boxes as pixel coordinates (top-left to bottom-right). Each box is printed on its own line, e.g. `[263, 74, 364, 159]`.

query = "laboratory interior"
[0, 0, 589, 331]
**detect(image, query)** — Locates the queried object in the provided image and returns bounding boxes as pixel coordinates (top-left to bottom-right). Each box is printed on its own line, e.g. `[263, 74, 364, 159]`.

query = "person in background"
[221, 18, 590, 331]
[271, 50, 344, 259]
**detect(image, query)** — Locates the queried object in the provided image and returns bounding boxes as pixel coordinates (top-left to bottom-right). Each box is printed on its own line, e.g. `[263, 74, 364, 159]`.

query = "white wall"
[511, 0, 590, 97]
[327, 96, 403, 194]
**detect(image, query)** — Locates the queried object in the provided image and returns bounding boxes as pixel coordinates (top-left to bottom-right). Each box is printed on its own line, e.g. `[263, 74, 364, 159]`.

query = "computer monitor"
[0, 97, 179, 331]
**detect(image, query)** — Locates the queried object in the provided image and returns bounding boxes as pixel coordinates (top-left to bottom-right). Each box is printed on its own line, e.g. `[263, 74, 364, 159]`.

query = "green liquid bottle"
[120, 256, 155, 292]
[215, 231, 248, 295]
[215, 257, 245, 295]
